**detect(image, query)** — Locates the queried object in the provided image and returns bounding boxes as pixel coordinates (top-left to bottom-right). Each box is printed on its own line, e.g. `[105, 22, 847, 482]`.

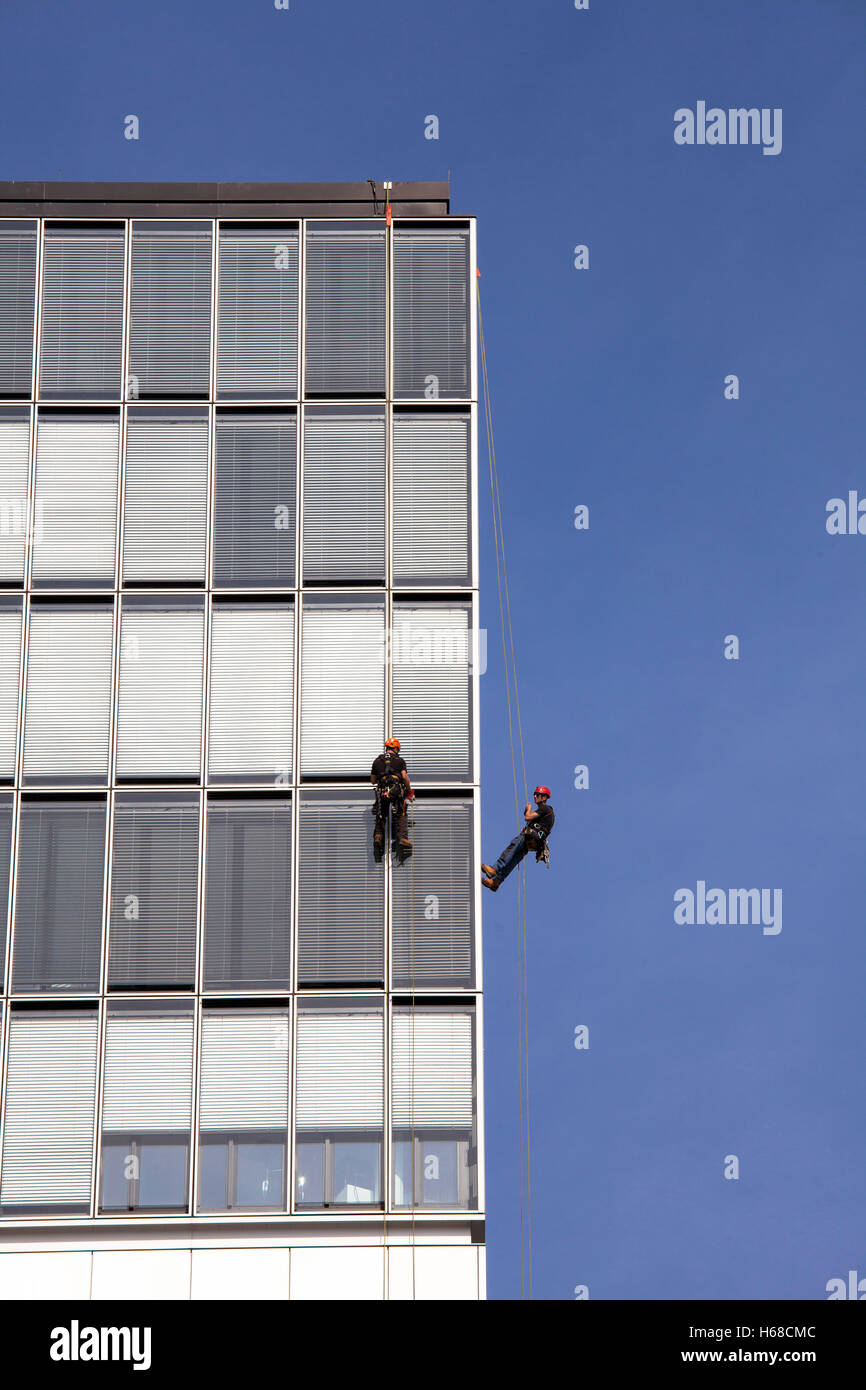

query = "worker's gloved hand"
[407, 790, 416, 800]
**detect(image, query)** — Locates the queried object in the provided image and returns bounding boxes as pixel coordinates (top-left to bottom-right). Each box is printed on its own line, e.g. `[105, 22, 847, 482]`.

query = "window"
[0, 1010, 98, 1214]
[0, 794, 13, 981]
[217, 227, 299, 398]
[393, 228, 470, 399]
[0, 600, 22, 776]
[304, 227, 385, 396]
[0, 222, 37, 397]
[392, 412, 471, 585]
[115, 599, 205, 779]
[39, 226, 124, 399]
[31, 412, 119, 587]
[122, 409, 208, 582]
[208, 604, 293, 784]
[0, 408, 30, 582]
[100, 1003, 194, 1213]
[391, 604, 472, 780]
[391, 799, 474, 989]
[12, 798, 106, 993]
[108, 793, 199, 989]
[197, 1009, 289, 1211]
[203, 798, 291, 991]
[300, 599, 384, 776]
[295, 1000, 384, 1208]
[392, 1008, 476, 1209]
[129, 224, 212, 398]
[214, 414, 297, 587]
[297, 794, 384, 985]
[22, 604, 113, 784]
[302, 407, 385, 584]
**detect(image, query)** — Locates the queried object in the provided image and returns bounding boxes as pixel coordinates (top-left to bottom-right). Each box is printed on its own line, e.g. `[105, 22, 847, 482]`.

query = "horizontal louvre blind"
[305, 231, 385, 394]
[116, 609, 204, 777]
[0, 414, 30, 581]
[0, 802, 12, 958]
[129, 227, 212, 397]
[214, 415, 296, 587]
[200, 1012, 289, 1130]
[39, 228, 124, 399]
[0, 1014, 98, 1208]
[298, 800, 384, 983]
[218, 230, 299, 398]
[392, 1012, 473, 1127]
[102, 1013, 194, 1132]
[31, 416, 119, 585]
[300, 605, 384, 775]
[393, 414, 470, 584]
[204, 800, 291, 990]
[0, 224, 36, 396]
[391, 606, 471, 778]
[12, 801, 106, 992]
[108, 798, 199, 987]
[209, 607, 293, 781]
[303, 412, 384, 582]
[392, 800, 473, 988]
[296, 1012, 383, 1130]
[123, 415, 208, 580]
[394, 230, 470, 399]
[23, 607, 113, 780]
[0, 609, 21, 776]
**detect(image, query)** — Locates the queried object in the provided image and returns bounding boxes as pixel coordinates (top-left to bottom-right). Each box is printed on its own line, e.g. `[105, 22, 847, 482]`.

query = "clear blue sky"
[3, 0, 864, 1300]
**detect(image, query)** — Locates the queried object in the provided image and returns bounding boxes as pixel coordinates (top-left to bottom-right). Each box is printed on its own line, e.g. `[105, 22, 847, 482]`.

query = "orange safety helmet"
[385, 738, 401, 751]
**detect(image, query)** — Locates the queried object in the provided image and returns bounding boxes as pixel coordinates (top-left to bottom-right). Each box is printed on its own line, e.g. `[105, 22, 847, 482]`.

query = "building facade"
[0, 182, 484, 1300]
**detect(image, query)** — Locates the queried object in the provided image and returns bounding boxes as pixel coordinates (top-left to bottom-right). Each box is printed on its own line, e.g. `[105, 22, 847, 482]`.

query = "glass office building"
[0, 182, 484, 1300]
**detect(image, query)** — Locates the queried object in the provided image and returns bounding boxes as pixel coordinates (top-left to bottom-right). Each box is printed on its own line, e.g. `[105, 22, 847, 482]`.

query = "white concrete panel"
[0, 1252, 92, 1300]
[413, 1246, 479, 1300]
[478, 1244, 487, 1300]
[290, 1246, 384, 1300]
[91, 1250, 191, 1300]
[191, 1247, 290, 1300]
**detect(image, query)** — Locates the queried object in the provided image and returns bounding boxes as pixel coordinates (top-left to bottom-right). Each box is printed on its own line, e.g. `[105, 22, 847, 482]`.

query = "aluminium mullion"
[22, 218, 44, 592]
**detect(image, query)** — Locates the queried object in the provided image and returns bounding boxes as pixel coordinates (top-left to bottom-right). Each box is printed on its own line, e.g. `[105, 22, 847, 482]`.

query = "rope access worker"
[481, 785, 554, 891]
[371, 737, 415, 865]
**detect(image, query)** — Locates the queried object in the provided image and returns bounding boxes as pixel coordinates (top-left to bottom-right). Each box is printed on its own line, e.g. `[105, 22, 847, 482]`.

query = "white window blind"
[31, 415, 119, 585]
[213, 415, 297, 587]
[392, 800, 473, 989]
[0, 413, 30, 582]
[116, 607, 204, 778]
[391, 606, 471, 778]
[0, 223, 37, 396]
[199, 1012, 289, 1131]
[302, 411, 385, 583]
[0, 1013, 98, 1209]
[123, 413, 208, 581]
[297, 800, 384, 984]
[300, 604, 384, 775]
[295, 1011, 383, 1131]
[218, 229, 299, 398]
[39, 227, 124, 399]
[304, 230, 385, 395]
[393, 414, 470, 584]
[208, 606, 293, 782]
[203, 799, 291, 991]
[392, 1011, 474, 1128]
[23, 606, 113, 781]
[102, 1012, 194, 1132]
[129, 226, 212, 397]
[108, 796, 199, 988]
[393, 230, 470, 399]
[0, 607, 21, 777]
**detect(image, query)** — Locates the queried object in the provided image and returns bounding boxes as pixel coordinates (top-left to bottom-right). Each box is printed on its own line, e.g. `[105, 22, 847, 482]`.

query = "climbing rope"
[478, 277, 534, 1298]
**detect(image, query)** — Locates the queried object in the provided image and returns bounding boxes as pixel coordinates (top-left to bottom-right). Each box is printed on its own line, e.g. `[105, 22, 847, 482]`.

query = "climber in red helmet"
[370, 737, 414, 865]
[482, 786, 554, 891]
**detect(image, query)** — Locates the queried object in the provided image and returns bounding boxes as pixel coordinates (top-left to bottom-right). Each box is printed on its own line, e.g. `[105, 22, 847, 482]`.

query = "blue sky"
[3, 0, 864, 1300]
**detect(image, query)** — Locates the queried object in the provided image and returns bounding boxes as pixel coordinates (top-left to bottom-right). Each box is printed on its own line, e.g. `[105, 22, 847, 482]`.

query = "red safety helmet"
[534, 785, 551, 798]
[385, 738, 401, 751]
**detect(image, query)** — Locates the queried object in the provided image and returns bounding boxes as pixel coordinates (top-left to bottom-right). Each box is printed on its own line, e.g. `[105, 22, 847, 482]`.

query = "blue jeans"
[495, 832, 531, 884]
